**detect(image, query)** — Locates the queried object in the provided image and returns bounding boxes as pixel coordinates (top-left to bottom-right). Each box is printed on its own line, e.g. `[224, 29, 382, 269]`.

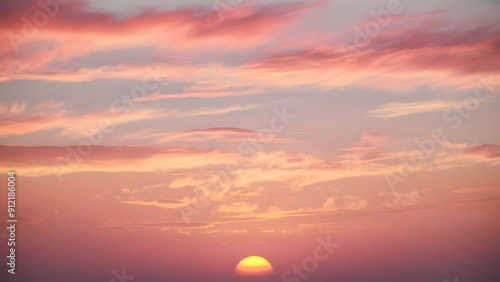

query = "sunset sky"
[1, 0, 500, 281]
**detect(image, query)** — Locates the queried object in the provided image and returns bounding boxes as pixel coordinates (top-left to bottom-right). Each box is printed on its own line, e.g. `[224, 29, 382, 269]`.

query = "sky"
[0, 0, 500, 281]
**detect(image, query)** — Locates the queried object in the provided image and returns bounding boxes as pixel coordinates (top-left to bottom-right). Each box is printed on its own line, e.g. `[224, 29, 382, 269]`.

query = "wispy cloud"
[0, 100, 167, 137]
[463, 144, 500, 159]
[0, 99, 260, 137]
[145, 127, 256, 143]
[176, 104, 257, 118]
[367, 100, 458, 118]
[135, 90, 263, 100]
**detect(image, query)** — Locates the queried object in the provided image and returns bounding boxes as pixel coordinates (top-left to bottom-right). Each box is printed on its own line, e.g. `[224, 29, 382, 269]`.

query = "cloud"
[463, 144, 500, 159]
[321, 195, 368, 211]
[2, 4, 498, 99]
[0, 145, 227, 164]
[168, 173, 215, 189]
[0, 144, 238, 177]
[251, 18, 500, 74]
[0, 99, 167, 137]
[125, 126, 300, 144]
[99, 220, 213, 232]
[122, 222, 211, 228]
[176, 104, 257, 118]
[0, 0, 322, 79]
[135, 89, 262, 100]
[367, 100, 458, 118]
[1, 138, 497, 190]
[383, 190, 423, 208]
[0, 102, 25, 116]
[0, 99, 261, 137]
[120, 198, 195, 210]
[453, 185, 500, 194]
[148, 127, 256, 143]
[217, 202, 258, 217]
[338, 131, 392, 162]
[242, 19, 500, 91]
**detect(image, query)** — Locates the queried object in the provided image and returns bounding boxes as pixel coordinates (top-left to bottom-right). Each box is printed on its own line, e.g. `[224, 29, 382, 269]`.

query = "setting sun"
[234, 256, 274, 276]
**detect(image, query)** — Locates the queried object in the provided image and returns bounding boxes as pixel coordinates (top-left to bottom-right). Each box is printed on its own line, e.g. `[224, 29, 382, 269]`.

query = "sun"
[234, 256, 274, 276]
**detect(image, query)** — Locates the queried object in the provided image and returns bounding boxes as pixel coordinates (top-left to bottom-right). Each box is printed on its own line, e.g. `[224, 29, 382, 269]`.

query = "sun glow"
[234, 256, 274, 276]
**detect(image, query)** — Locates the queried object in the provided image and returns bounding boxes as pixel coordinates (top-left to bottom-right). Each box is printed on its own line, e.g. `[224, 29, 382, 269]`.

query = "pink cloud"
[249, 20, 500, 76]
[126, 127, 300, 144]
[0, 0, 322, 78]
[463, 144, 500, 159]
[136, 89, 262, 101]
[0, 100, 164, 136]
[0, 145, 216, 166]
[1, 3, 498, 96]
[339, 131, 392, 162]
[150, 127, 257, 143]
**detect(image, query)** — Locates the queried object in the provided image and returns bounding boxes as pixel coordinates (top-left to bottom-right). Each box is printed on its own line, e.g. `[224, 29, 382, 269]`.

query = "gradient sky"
[1, 0, 500, 281]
